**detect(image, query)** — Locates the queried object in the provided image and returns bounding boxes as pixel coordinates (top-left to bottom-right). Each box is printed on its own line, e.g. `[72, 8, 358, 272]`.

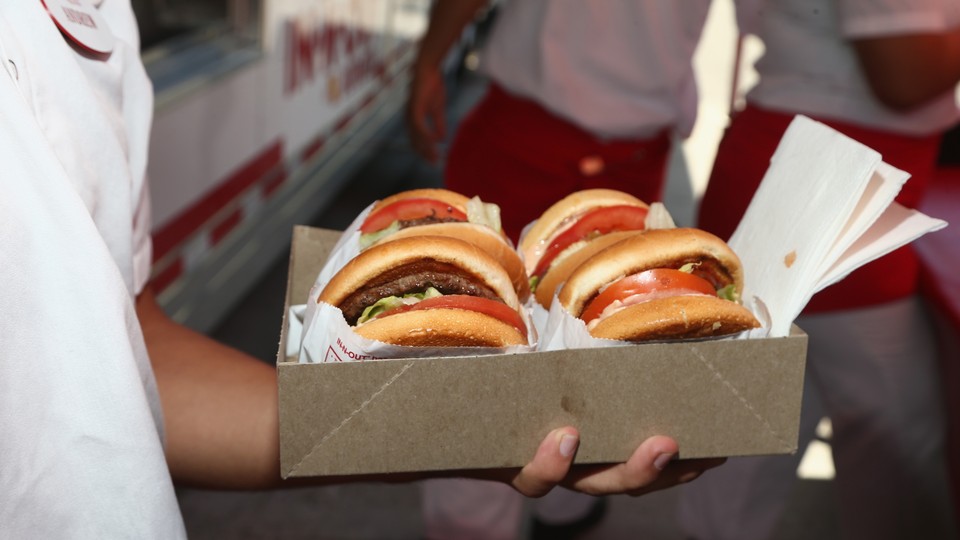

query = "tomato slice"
[379, 295, 527, 337]
[580, 269, 716, 324]
[532, 205, 648, 279]
[360, 198, 468, 233]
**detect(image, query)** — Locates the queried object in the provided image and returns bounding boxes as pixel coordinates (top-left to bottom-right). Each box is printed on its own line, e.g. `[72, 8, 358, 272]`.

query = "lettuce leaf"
[357, 287, 442, 324]
[466, 196, 503, 233]
[717, 284, 739, 302]
[359, 221, 402, 250]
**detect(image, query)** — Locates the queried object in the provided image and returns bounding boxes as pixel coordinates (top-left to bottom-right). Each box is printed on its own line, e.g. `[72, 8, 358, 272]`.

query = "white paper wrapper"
[284, 205, 372, 360]
[309, 204, 373, 290]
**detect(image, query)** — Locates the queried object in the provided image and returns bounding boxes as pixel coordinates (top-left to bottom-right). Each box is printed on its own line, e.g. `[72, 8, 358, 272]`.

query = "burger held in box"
[278, 116, 947, 478]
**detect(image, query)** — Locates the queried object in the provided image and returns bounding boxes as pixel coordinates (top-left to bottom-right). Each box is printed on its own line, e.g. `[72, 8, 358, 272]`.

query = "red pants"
[445, 84, 671, 243]
[697, 104, 943, 312]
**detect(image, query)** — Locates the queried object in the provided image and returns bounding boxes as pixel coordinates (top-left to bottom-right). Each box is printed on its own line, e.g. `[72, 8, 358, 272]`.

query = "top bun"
[319, 235, 520, 312]
[376, 222, 530, 302]
[558, 228, 745, 317]
[519, 189, 649, 272]
[369, 188, 471, 215]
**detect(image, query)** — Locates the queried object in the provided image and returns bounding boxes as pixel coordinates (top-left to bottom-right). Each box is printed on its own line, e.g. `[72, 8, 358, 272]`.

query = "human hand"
[508, 427, 725, 498]
[406, 63, 447, 163]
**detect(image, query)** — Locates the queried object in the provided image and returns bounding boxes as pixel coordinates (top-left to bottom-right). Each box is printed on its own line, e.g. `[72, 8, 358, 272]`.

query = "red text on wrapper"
[328, 337, 382, 362]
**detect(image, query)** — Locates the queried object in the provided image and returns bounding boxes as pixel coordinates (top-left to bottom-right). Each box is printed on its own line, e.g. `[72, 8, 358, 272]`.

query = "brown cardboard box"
[277, 226, 807, 478]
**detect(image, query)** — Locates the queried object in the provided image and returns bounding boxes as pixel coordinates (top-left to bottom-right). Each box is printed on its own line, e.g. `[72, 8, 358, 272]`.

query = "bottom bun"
[354, 308, 527, 347]
[588, 295, 760, 342]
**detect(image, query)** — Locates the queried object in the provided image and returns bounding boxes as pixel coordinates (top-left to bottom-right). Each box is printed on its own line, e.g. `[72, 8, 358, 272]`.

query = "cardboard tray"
[277, 226, 808, 478]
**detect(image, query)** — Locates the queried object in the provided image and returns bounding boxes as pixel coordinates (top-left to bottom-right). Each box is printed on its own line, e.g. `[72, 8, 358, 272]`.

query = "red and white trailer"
[138, 0, 455, 331]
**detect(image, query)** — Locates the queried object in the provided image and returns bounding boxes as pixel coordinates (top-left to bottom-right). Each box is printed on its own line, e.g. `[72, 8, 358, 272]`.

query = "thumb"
[511, 427, 580, 497]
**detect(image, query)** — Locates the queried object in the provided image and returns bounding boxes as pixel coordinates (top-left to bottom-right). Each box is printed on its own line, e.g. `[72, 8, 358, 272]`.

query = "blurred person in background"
[0, 1, 724, 537]
[407, 0, 713, 243]
[406, 1, 720, 538]
[680, 0, 960, 539]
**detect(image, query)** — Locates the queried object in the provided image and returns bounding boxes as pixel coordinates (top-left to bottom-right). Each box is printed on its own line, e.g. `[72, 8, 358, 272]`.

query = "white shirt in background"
[480, 0, 713, 139]
[747, 0, 960, 135]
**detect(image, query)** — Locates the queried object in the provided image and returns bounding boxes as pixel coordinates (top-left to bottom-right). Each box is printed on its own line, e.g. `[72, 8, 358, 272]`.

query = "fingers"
[642, 456, 727, 496]
[406, 104, 437, 162]
[408, 118, 442, 162]
[562, 435, 678, 496]
[405, 68, 447, 163]
[506, 431, 727, 499]
[510, 427, 581, 497]
[561, 436, 726, 497]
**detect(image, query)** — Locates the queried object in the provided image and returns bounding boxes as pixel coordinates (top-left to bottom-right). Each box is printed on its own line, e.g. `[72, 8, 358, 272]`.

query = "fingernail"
[654, 452, 675, 470]
[559, 434, 579, 458]
[679, 470, 702, 483]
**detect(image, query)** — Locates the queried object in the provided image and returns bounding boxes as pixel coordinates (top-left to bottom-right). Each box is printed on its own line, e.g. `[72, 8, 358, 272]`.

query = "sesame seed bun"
[320, 235, 519, 311]
[369, 188, 471, 215]
[374, 222, 530, 303]
[558, 228, 745, 317]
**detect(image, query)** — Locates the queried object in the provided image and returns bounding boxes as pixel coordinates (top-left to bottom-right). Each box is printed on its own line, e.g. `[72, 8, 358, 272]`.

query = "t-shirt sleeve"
[132, 176, 154, 296]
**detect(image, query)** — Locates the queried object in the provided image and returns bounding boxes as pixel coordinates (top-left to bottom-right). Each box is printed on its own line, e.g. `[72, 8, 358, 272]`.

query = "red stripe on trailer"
[152, 141, 284, 261]
[262, 169, 289, 198]
[301, 136, 326, 163]
[388, 41, 411, 64]
[333, 111, 354, 135]
[359, 90, 376, 111]
[211, 208, 244, 246]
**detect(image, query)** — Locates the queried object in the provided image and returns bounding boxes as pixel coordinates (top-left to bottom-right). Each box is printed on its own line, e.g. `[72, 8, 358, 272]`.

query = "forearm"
[854, 27, 960, 111]
[414, 0, 489, 71]
[136, 289, 285, 489]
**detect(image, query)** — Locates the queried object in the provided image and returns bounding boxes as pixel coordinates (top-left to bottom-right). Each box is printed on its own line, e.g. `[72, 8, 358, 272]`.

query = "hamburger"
[318, 235, 529, 347]
[358, 188, 474, 247]
[557, 228, 761, 341]
[360, 188, 529, 302]
[519, 189, 650, 306]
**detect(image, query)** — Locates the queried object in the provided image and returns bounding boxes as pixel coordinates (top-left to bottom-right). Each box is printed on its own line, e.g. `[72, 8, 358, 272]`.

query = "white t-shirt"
[480, 0, 712, 139]
[0, 0, 185, 537]
[746, 0, 960, 135]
